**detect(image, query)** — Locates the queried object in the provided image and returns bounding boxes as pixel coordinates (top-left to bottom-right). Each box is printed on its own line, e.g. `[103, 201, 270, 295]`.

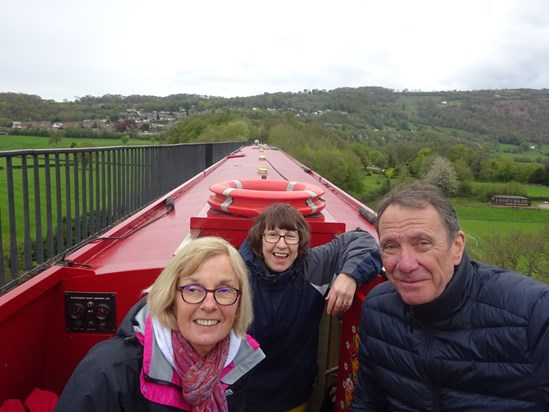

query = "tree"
[351, 142, 370, 171]
[424, 156, 459, 195]
[452, 158, 474, 181]
[528, 160, 549, 186]
[409, 148, 432, 177]
[197, 120, 251, 142]
[48, 129, 63, 146]
[479, 229, 549, 281]
[521, 228, 549, 280]
[445, 144, 483, 179]
[479, 231, 522, 270]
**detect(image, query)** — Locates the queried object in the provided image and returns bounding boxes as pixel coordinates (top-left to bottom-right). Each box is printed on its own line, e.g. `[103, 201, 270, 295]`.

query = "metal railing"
[0, 141, 242, 291]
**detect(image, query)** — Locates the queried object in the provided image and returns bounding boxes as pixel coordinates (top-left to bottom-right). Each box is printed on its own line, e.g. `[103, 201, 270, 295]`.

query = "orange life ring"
[208, 179, 326, 217]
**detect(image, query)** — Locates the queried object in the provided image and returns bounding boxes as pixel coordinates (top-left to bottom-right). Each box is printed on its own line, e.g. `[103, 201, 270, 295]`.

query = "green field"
[453, 199, 549, 238]
[497, 143, 549, 159]
[0, 134, 155, 151]
[466, 180, 549, 201]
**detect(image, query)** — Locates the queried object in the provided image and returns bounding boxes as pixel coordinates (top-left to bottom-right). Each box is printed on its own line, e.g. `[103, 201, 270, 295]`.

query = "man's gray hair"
[375, 182, 461, 245]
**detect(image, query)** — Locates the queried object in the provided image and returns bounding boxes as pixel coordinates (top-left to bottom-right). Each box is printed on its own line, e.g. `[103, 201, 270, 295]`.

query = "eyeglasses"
[176, 285, 241, 306]
[263, 232, 300, 245]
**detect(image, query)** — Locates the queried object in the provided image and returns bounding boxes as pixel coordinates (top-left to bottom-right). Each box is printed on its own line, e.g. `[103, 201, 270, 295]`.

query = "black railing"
[0, 141, 242, 291]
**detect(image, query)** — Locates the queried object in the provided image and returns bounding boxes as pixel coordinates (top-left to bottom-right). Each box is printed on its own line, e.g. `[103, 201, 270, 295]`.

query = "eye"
[416, 239, 432, 250]
[381, 243, 398, 252]
[184, 285, 204, 294]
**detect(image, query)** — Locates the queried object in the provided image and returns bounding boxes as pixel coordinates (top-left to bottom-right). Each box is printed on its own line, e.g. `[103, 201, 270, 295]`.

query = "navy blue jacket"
[351, 253, 549, 411]
[240, 229, 382, 412]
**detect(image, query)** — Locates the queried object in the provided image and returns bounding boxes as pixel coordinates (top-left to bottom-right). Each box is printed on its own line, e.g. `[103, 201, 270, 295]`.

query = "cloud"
[1, 0, 548, 101]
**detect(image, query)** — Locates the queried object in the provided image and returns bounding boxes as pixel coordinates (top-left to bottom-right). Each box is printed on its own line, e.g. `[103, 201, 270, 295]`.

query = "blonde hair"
[146, 236, 253, 337]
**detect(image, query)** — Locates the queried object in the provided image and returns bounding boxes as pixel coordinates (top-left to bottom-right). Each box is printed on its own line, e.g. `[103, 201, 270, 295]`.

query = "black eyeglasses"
[176, 285, 241, 306]
[262, 232, 300, 245]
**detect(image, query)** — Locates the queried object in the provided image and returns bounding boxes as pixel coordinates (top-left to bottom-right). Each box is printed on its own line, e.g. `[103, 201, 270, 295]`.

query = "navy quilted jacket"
[351, 253, 549, 411]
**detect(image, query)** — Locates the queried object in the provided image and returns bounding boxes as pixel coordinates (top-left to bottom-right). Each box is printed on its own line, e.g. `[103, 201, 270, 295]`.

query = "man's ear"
[452, 231, 466, 265]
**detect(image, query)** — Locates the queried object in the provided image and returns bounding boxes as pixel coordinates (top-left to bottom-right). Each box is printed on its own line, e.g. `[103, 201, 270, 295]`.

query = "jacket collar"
[117, 296, 147, 341]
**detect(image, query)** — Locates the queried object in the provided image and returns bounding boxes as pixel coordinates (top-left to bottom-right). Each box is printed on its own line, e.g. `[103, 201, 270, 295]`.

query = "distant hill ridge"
[1, 87, 549, 144]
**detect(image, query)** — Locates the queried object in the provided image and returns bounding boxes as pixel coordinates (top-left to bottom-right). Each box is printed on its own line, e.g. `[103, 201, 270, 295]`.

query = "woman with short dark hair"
[240, 203, 382, 412]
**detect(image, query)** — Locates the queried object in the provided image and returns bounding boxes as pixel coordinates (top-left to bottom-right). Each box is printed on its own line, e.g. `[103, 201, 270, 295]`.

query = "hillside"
[2, 88, 549, 148]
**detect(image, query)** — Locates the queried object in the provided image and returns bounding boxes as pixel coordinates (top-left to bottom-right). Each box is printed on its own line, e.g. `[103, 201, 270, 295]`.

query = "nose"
[275, 235, 288, 246]
[395, 246, 419, 273]
[200, 291, 218, 310]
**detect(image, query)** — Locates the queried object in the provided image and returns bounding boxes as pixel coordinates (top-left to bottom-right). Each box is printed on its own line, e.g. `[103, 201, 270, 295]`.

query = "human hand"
[325, 273, 357, 315]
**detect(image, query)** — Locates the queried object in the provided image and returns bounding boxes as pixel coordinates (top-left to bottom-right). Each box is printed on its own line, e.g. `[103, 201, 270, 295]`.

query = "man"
[350, 182, 549, 411]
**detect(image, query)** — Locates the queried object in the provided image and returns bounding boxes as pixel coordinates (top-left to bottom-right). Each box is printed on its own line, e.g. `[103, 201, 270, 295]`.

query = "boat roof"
[66, 144, 378, 276]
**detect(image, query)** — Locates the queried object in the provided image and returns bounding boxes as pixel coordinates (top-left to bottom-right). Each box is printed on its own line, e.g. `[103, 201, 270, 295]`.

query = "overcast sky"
[1, 0, 548, 102]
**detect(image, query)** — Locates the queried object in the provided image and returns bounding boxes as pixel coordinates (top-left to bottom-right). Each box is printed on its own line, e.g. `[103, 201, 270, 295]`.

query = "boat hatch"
[189, 216, 346, 249]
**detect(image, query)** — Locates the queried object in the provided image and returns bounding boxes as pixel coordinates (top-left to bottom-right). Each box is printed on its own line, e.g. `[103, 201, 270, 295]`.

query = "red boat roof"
[67, 144, 378, 276]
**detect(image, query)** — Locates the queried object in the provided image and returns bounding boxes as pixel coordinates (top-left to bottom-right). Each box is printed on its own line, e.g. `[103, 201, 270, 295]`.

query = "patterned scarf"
[171, 330, 230, 412]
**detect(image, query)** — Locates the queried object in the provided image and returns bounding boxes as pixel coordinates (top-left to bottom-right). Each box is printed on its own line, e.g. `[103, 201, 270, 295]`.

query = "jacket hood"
[116, 296, 147, 342]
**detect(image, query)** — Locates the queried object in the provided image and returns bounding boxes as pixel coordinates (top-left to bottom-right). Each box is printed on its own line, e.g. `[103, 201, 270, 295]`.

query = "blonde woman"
[55, 237, 264, 412]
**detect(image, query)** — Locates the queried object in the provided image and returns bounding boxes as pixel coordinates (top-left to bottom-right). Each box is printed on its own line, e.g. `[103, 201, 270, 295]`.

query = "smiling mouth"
[273, 252, 288, 258]
[399, 279, 425, 285]
[195, 319, 219, 326]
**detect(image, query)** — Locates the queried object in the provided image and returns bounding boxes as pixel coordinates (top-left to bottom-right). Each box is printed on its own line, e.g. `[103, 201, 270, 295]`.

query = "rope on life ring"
[208, 179, 326, 217]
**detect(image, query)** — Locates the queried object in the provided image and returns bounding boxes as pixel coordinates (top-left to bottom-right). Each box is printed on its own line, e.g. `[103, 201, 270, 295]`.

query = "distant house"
[491, 195, 531, 208]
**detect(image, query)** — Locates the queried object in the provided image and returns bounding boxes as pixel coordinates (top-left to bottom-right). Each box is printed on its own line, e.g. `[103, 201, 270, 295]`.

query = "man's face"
[378, 204, 465, 305]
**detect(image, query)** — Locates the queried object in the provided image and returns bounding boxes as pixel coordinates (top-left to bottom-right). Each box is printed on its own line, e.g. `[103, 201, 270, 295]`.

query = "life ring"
[208, 179, 326, 217]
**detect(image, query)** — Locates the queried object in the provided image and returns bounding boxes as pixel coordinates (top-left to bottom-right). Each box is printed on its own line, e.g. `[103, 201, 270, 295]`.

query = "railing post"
[6, 157, 19, 278]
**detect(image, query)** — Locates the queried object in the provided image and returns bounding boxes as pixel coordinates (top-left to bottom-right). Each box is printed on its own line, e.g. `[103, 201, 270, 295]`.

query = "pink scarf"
[171, 330, 230, 412]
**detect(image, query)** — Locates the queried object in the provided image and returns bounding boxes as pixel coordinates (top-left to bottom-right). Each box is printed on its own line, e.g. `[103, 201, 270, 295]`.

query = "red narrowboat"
[0, 144, 384, 411]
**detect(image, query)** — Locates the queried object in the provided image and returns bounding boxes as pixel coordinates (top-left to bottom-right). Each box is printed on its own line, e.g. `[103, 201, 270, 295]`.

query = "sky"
[1, 0, 549, 102]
